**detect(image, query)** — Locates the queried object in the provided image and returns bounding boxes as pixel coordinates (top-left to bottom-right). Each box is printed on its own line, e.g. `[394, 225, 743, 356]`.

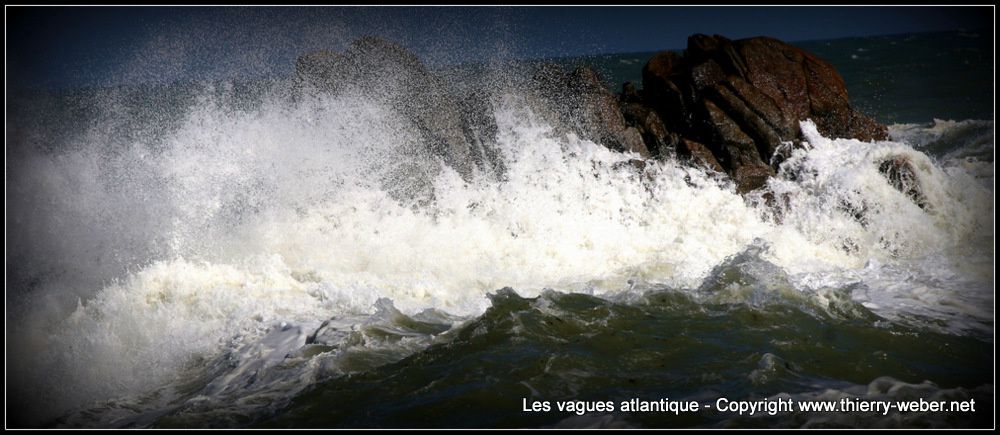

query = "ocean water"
[5, 31, 994, 428]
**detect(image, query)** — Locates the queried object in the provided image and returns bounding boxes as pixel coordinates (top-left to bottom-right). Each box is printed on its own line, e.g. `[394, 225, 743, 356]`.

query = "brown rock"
[621, 81, 640, 103]
[734, 37, 811, 123]
[621, 102, 675, 158]
[734, 36, 888, 142]
[643, 50, 685, 83]
[846, 110, 891, 143]
[642, 51, 691, 133]
[699, 102, 748, 158]
[699, 99, 775, 192]
[690, 59, 726, 91]
[676, 138, 723, 173]
[730, 161, 775, 194]
[723, 76, 797, 141]
[638, 33, 887, 193]
[706, 83, 783, 161]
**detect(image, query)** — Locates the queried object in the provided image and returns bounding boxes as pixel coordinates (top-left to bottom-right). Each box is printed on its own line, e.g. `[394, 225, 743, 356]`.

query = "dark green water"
[258, 288, 991, 428]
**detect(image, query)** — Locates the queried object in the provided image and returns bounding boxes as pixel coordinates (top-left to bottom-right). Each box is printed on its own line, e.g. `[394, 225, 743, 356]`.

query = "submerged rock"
[879, 156, 928, 209]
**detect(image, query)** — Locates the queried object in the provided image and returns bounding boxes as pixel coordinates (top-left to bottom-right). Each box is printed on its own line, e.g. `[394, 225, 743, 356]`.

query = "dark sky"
[6, 6, 993, 90]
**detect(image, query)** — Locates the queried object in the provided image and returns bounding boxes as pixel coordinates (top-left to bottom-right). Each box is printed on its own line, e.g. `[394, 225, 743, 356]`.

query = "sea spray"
[7, 77, 993, 427]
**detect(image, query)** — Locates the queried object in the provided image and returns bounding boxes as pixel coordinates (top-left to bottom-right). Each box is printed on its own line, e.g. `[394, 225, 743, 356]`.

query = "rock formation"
[294, 34, 910, 202]
[879, 157, 928, 209]
[636, 34, 888, 193]
[529, 63, 650, 158]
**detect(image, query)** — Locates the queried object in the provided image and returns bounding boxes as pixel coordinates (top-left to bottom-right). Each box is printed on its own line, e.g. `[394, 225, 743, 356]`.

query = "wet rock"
[620, 81, 641, 103]
[689, 59, 726, 91]
[639, 33, 887, 192]
[705, 83, 783, 162]
[641, 50, 692, 134]
[676, 138, 723, 173]
[620, 102, 676, 158]
[879, 156, 928, 209]
[699, 99, 775, 192]
[571, 67, 651, 157]
[723, 76, 797, 140]
[759, 190, 793, 224]
[611, 158, 648, 173]
[531, 64, 651, 158]
[294, 34, 886, 198]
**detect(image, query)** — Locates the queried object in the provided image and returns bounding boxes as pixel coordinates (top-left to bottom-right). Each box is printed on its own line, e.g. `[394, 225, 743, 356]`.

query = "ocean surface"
[6, 30, 994, 428]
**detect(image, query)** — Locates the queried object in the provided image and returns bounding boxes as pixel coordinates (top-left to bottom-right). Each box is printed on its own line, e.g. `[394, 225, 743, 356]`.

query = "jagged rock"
[293, 34, 886, 197]
[699, 99, 775, 192]
[723, 76, 797, 138]
[621, 101, 676, 158]
[641, 51, 692, 134]
[530, 64, 650, 157]
[640, 34, 887, 192]
[568, 67, 650, 157]
[879, 156, 927, 209]
[621, 81, 641, 103]
[705, 83, 783, 162]
[735, 36, 887, 142]
[690, 59, 726, 91]
[676, 138, 723, 173]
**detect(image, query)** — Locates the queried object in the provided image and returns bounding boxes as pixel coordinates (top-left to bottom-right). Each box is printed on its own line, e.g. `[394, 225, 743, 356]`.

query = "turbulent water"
[6, 31, 994, 428]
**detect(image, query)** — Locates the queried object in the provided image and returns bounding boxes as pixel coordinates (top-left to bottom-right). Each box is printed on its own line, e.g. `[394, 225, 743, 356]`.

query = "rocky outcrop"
[294, 34, 894, 199]
[637, 34, 888, 192]
[879, 157, 927, 209]
[676, 138, 723, 173]
[295, 41, 650, 177]
[530, 63, 650, 158]
[620, 87, 676, 159]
